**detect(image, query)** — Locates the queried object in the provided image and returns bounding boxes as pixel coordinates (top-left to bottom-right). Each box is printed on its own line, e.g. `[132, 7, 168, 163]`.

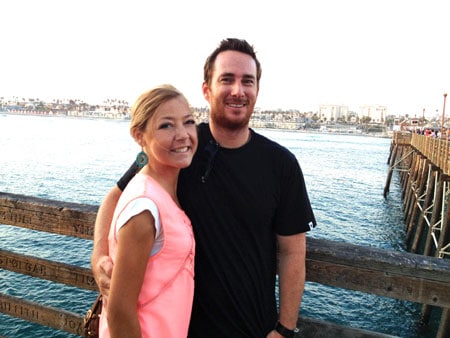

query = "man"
[91, 38, 316, 338]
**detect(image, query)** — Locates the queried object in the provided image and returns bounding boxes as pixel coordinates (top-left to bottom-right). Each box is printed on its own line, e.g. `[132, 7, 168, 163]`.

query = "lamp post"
[442, 93, 448, 139]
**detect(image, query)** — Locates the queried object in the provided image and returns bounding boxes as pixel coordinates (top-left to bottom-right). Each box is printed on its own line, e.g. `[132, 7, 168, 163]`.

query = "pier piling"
[385, 131, 450, 338]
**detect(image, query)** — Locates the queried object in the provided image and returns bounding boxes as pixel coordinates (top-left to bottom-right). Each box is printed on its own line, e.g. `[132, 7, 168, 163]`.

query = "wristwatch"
[274, 320, 300, 337]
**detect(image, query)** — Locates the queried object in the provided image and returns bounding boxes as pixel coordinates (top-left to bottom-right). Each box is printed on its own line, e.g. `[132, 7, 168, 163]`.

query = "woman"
[99, 84, 197, 338]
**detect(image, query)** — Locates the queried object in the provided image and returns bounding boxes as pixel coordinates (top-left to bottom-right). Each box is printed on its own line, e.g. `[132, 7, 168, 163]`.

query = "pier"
[384, 131, 450, 337]
[1, 187, 450, 337]
[384, 131, 450, 259]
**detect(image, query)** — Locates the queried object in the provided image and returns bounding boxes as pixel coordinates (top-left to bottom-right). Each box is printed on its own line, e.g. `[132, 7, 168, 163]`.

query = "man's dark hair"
[203, 38, 262, 86]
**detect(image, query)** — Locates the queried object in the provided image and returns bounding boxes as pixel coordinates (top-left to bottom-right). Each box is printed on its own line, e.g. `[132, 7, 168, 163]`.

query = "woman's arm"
[107, 210, 155, 338]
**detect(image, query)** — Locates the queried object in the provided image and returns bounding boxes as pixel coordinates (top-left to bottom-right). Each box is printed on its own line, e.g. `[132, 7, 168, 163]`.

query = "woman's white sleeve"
[115, 198, 163, 256]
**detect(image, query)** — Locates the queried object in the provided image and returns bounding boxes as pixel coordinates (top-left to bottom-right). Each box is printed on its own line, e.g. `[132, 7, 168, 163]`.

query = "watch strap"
[275, 320, 299, 337]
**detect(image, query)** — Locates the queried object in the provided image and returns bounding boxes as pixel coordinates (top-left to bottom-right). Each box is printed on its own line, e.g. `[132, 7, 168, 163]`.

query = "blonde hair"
[130, 84, 188, 135]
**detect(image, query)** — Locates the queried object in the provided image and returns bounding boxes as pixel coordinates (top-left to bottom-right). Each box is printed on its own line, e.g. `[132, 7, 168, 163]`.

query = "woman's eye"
[159, 123, 172, 129]
[185, 119, 196, 125]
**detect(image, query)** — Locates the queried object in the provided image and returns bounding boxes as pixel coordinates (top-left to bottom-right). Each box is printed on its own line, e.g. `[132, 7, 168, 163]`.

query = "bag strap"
[83, 294, 103, 325]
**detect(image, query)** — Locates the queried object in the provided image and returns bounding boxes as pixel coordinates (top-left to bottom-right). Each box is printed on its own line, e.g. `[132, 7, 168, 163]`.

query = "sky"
[1, 0, 449, 117]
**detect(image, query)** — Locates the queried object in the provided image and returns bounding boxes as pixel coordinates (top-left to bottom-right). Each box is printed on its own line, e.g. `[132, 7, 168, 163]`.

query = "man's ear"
[202, 82, 210, 102]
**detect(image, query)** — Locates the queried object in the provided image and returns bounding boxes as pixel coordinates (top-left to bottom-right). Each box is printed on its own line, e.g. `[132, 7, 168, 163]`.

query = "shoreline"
[1, 111, 391, 138]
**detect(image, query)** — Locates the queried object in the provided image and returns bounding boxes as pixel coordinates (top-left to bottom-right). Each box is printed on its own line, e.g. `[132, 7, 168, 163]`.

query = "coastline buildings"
[0, 96, 130, 119]
[359, 104, 387, 123]
[318, 104, 350, 122]
[318, 103, 387, 123]
[1, 96, 386, 122]
[2, 95, 444, 135]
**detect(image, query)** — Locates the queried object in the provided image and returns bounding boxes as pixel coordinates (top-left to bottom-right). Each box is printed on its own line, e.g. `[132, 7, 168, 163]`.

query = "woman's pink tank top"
[99, 173, 195, 337]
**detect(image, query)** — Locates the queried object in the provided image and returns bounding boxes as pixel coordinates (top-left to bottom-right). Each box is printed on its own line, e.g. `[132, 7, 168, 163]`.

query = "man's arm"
[91, 185, 122, 296]
[272, 232, 306, 337]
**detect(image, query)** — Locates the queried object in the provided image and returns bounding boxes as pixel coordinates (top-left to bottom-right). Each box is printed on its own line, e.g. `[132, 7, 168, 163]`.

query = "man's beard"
[210, 111, 252, 131]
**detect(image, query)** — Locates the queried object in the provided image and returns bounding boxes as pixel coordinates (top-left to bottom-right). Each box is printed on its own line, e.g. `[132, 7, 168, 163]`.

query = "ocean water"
[0, 114, 440, 337]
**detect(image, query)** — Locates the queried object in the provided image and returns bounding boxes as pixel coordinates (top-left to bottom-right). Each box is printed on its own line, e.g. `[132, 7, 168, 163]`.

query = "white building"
[359, 105, 387, 123]
[318, 104, 349, 121]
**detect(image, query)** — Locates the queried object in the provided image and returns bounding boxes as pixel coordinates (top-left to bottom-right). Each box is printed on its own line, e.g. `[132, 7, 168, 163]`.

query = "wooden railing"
[1, 192, 450, 337]
[392, 130, 412, 145]
[410, 133, 450, 175]
[391, 131, 450, 175]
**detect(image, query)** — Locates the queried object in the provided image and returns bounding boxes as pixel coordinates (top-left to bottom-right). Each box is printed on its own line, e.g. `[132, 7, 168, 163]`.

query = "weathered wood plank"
[297, 317, 397, 338]
[306, 259, 450, 307]
[2, 191, 449, 336]
[0, 292, 396, 338]
[0, 293, 84, 336]
[306, 238, 450, 307]
[306, 237, 450, 283]
[0, 192, 97, 239]
[3, 238, 448, 303]
[0, 249, 97, 291]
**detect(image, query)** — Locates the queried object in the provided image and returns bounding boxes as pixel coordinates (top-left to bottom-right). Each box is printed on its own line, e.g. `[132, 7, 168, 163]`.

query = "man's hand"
[267, 330, 283, 338]
[93, 255, 114, 298]
[90, 185, 122, 298]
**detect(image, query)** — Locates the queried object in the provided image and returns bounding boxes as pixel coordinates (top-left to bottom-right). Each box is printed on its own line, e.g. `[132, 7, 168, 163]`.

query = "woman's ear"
[131, 127, 144, 146]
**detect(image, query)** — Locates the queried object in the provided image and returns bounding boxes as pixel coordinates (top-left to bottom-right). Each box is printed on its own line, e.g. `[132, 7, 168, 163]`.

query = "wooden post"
[423, 175, 444, 257]
[411, 166, 436, 253]
[386, 141, 394, 165]
[400, 147, 413, 196]
[420, 174, 444, 325]
[437, 182, 450, 256]
[437, 308, 450, 338]
[383, 144, 398, 197]
[403, 154, 420, 217]
[405, 157, 427, 238]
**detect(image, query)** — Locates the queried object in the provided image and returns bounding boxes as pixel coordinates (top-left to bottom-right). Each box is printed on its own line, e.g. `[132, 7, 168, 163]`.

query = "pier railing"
[410, 133, 450, 175]
[392, 131, 450, 176]
[2, 192, 450, 337]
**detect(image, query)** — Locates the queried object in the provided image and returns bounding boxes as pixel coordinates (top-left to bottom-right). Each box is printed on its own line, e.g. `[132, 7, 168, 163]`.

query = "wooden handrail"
[2, 238, 449, 307]
[403, 132, 450, 176]
[306, 238, 450, 307]
[0, 249, 97, 290]
[1, 191, 450, 337]
[0, 192, 97, 239]
[0, 293, 83, 336]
